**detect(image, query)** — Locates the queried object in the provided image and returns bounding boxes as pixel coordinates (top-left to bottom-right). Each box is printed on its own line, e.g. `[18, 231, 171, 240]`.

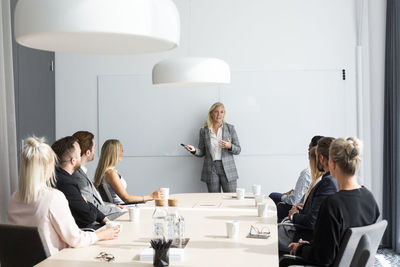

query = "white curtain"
[0, 0, 18, 223]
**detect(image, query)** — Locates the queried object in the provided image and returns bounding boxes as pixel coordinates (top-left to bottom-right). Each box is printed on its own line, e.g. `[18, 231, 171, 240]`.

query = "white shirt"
[81, 165, 88, 174]
[209, 124, 223, 161]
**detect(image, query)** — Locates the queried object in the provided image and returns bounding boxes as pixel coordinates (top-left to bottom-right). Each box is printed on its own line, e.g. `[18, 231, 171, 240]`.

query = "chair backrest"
[98, 182, 114, 203]
[0, 224, 50, 267]
[333, 220, 387, 267]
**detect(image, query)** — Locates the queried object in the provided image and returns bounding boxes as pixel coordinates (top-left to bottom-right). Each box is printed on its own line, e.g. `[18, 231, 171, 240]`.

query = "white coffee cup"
[106, 221, 122, 232]
[161, 188, 169, 202]
[252, 184, 261, 196]
[226, 220, 240, 238]
[257, 202, 267, 217]
[128, 206, 140, 222]
[254, 194, 265, 206]
[236, 188, 245, 200]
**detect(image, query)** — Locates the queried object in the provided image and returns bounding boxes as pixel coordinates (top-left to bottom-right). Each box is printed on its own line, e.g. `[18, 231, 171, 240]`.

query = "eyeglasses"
[96, 251, 115, 262]
[249, 224, 270, 236]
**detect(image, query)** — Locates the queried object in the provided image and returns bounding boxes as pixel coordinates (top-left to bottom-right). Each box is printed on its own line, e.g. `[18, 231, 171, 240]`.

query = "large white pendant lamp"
[152, 57, 230, 86]
[14, 0, 180, 54]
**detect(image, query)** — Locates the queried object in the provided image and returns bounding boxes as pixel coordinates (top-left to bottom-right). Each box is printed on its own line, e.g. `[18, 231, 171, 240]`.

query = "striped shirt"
[281, 167, 311, 205]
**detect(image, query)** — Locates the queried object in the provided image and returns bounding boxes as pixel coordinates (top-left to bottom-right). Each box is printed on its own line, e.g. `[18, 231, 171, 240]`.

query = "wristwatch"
[290, 211, 299, 222]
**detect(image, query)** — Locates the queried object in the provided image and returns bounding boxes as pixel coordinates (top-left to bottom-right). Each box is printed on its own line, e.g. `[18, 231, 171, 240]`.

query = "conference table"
[35, 193, 279, 266]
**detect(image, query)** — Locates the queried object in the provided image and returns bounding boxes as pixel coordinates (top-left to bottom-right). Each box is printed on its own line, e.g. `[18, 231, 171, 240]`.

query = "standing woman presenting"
[184, 102, 241, 193]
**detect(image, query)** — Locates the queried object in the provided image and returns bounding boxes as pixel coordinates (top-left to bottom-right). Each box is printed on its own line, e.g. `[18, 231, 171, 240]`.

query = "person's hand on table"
[219, 138, 232, 149]
[96, 226, 120, 241]
[184, 145, 196, 152]
[152, 189, 163, 199]
[103, 217, 110, 223]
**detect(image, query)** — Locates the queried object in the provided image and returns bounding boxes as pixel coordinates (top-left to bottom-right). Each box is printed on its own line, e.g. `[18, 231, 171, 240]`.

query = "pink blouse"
[8, 188, 98, 255]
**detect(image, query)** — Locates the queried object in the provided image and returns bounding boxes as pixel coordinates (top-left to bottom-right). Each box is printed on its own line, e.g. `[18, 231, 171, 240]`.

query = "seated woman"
[287, 137, 380, 265]
[284, 147, 324, 221]
[94, 139, 162, 204]
[8, 137, 119, 256]
[270, 135, 323, 222]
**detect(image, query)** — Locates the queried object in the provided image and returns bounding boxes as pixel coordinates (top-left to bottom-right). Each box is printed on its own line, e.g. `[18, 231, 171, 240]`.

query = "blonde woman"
[184, 102, 241, 192]
[8, 137, 119, 256]
[303, 147, 325, 203]
[94, 139, 162, 204]
[288, 137, 380, 265]
[271, 136, 323, 222]
[287, 147, 325, 221]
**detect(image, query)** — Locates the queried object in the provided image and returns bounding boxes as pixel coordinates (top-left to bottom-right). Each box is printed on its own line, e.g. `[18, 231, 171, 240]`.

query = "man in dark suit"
[52, 136, 109, 229]
[279, 137, 338, 252]
[72, 131, 123, 216]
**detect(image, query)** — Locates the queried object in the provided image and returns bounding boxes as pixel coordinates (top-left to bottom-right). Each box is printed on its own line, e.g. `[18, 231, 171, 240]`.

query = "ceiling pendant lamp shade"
[14, 0, 180, 54]
[152, 57, 231, 86]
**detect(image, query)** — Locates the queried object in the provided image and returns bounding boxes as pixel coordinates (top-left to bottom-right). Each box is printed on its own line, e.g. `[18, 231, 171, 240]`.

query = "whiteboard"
[98, 75, 219, 157]
[221, 70, 353, 155]
[98, 70, 353, 157]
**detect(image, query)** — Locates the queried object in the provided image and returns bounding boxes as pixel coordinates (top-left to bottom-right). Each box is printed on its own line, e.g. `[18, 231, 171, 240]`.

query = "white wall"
[55, 0, 385, 199]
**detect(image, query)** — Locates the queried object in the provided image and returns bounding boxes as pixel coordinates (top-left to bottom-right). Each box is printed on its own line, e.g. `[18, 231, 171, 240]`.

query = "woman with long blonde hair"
[184, 102, 241, 192]
[8, 137, 119, 256]
[303, 147, 324, 203]
[94, 139, 161, 204]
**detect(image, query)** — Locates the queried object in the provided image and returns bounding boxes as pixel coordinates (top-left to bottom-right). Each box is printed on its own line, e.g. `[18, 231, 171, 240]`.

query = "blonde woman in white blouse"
[8, 137, 119, 256]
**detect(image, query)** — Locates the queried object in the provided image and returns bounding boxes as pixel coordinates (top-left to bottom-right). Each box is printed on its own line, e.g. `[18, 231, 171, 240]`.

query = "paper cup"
[106, 221, 122, 232]
[236, 188, 245, 200]
[252, 184, 261, 195]
[226, 220, 240, 238]
[254, 194, 265, 206]
[160, 188, 170, 203]
[128, 206, 140, 222]
[257, 202, 267, 217]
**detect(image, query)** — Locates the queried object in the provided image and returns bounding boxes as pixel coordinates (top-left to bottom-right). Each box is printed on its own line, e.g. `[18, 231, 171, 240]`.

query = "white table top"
[35, 193, 278, 267]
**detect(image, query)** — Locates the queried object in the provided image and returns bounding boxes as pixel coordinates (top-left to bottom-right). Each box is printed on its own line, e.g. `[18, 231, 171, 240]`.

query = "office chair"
[0, 224, 50, 267]
[279, 220, 388, 267]
[98, 183, 114, 203]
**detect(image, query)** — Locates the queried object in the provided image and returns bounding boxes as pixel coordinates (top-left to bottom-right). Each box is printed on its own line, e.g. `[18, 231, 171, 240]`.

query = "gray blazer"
[194, 122, 241, 182]
[72, 168, 121, 216]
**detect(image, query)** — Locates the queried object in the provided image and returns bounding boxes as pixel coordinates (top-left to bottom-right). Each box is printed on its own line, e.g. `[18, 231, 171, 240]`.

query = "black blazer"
[55, 167, 105, 228]
[293, 172, 338, 240]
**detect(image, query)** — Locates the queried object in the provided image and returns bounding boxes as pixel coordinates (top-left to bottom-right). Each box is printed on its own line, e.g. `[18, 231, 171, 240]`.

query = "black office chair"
[98, 183, 114, 203]
[280, 220, 388, 267]
[0, 224, 50, 267]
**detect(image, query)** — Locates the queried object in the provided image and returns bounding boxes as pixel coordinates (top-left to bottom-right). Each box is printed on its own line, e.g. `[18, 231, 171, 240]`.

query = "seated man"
[278, 137, 338, 253]
[269, 136, 323, 222]
[52, 136, 109, 229]
[72, 131, 124, 217]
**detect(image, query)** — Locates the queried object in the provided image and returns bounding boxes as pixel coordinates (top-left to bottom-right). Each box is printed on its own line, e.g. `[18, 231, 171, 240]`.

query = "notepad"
[139, 248, 184, 261]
